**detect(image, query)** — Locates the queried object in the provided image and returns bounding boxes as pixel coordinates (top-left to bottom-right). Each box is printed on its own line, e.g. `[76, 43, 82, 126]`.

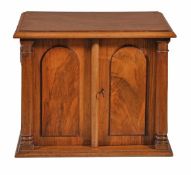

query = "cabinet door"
[32, 40, 91, 146]
[99, 39, 156, 146]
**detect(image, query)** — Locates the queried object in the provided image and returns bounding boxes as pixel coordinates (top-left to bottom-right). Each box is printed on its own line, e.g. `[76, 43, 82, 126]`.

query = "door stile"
[91, 39, 100, 147]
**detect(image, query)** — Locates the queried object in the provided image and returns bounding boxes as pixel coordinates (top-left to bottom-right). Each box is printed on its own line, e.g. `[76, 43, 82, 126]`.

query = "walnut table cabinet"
[14, 12, 176, 157]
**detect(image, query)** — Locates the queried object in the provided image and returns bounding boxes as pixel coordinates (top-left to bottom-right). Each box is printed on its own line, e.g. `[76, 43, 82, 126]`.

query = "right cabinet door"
[99, 39, 156, 146]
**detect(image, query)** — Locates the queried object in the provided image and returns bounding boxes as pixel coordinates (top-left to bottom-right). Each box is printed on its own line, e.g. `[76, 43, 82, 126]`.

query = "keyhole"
[96, 88, 105, 99]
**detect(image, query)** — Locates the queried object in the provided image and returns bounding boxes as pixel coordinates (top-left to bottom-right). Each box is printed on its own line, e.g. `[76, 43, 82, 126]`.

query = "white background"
[0, 0, 190, 174]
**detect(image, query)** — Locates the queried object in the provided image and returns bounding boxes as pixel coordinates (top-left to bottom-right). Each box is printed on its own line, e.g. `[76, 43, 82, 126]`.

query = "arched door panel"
[110, 47, 146, 136]
[32, 40, 91, 146]
[99, 39, 150, 146]
[41, 47, 79, 137]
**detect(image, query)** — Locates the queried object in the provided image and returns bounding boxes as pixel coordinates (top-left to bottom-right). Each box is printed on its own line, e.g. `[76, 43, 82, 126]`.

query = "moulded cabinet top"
[14, 11, 176, 39]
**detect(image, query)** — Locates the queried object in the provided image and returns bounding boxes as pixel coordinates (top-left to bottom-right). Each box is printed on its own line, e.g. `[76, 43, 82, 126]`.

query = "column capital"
[20, 40, 34, 63]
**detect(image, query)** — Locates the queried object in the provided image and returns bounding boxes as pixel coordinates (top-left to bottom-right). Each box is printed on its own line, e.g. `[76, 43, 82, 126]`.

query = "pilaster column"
[19, 40, 34, 150]
[155, 39, 170, 150]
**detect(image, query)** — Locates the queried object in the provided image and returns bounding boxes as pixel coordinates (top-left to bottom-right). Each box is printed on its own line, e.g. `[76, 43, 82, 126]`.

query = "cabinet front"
[32, 40, 91, 146]
[31, 39, 156, 147]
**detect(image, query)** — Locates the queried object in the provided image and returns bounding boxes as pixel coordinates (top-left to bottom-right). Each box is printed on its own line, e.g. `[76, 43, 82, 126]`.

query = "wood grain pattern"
[41, 47, 79, 137]
[14, 12, 175, 157]
[99, 39, 156, 146]
[32, 40, 91, 146]
[110, 47, 146, 135]
[14, 12, 176, 38]
[16, 12, 173, 32]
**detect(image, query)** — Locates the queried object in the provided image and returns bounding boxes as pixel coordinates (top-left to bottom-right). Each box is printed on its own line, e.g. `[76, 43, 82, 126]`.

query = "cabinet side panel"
[41, 47, 80, 137]
[110, 47, 146, 135]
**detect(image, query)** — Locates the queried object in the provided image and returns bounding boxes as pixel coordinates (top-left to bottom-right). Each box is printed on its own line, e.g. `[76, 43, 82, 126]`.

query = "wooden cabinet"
[14, 12, 176, 157]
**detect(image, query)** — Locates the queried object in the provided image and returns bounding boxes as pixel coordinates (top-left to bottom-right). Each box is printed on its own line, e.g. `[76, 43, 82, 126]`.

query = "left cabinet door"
[32, 40, 91, 146]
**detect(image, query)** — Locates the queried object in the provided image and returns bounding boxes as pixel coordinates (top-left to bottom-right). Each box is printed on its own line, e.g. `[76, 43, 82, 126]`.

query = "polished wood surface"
[16, 145, 173, 157]
[14, 12, 176, 38]
[20, 40, 34, 150]
[110, 47, 146, 136]
[14, 12, 175, 157]
[33, 40, 91, 146]
[91, 40, 99, 147]
[41, 47, 79, 137]
[98, 39, 156, 146]
[155, 40, 169, 150]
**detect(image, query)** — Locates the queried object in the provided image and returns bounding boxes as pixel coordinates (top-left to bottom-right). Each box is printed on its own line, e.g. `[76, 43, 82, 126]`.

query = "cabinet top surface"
[14, 11, 176, 39]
